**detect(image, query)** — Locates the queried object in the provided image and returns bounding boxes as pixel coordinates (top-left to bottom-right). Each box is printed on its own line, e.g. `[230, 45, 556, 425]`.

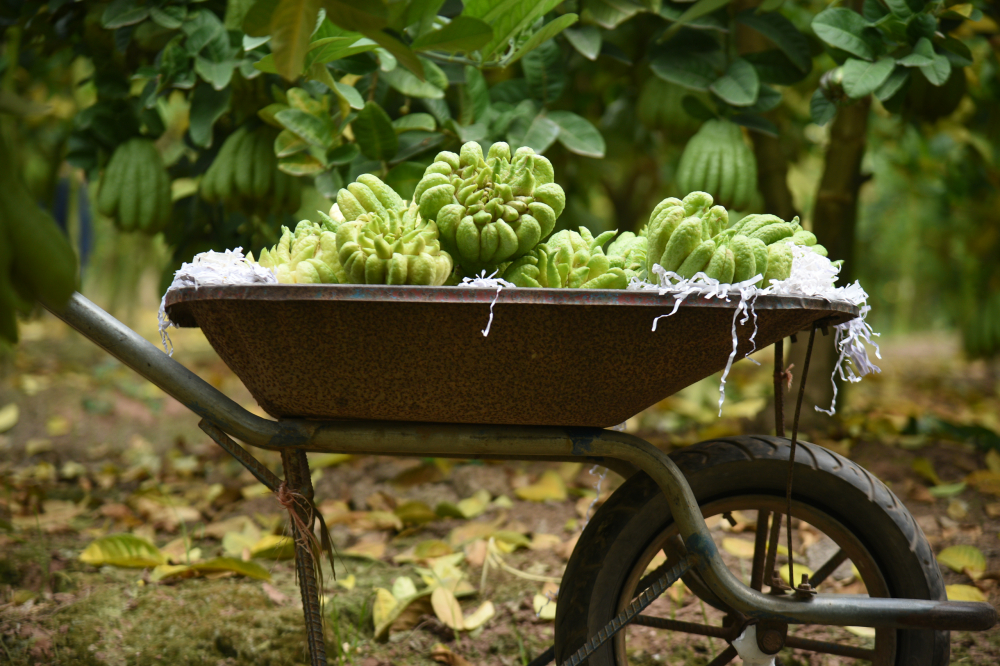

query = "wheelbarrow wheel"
[554, 435, 948, 666]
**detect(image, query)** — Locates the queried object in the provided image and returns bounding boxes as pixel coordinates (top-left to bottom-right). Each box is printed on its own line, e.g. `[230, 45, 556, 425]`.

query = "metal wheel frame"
[615, 496, 895, 665]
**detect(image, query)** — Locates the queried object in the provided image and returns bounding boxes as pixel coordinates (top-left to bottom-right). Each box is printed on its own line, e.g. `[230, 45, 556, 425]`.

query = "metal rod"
[705, 645, 738, 666]
[750, 510, 770, 591]
[632, 614, 733, 639]
[785, 325, 817, 588]
[199, 420, 280, 491]
[809, 549, 848, 589]
[773, 338, 785, 438]
[783, 635, 875, 660]
[763, 511, 782, 591]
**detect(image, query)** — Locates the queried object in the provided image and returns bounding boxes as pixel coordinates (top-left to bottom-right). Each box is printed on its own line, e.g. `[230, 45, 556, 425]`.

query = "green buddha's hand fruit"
[763, 241, 794, 284]
[749, 222, 797, 245]
[504, 227, 627, 289]
[254, 220, 342, 284]
[200, 124, 302, 215]
[97, 138, 172, 233]
[659, 217, 703, 273]
[336, 203, 452, 286]
[676, 120, 758, 210]
[607, 232, 648, 281]
[412, 141, 565, 275]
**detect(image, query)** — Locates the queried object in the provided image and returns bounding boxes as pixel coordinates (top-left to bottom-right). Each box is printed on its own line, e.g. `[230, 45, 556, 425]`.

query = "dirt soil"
[0, 313, 998, 665]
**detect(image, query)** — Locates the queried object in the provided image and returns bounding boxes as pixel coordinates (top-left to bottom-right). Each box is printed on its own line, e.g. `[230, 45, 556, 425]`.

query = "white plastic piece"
[732, 625, 777, 666]
[628, 244, 880, 416]
[157, 247, 277, 356]
[456, 270, 515, 337]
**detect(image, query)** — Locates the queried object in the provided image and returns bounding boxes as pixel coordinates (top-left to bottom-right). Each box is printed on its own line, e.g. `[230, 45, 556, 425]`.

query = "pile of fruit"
[252, 141, 829, 289]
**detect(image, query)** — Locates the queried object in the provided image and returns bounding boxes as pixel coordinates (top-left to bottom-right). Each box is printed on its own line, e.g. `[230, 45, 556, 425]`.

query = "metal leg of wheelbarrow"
[281, 449, 328, 666]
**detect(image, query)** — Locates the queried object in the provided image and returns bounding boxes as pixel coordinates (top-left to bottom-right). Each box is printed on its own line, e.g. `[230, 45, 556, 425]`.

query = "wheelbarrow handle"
[42, 292, 288, 447]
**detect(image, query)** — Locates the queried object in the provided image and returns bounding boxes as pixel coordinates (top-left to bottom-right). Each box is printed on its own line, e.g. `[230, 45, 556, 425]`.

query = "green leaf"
[327, 143, 360, 165]
[421, 58, 450, 90]
[547, 110, 605, 158]
[898, 37, 934, 68]
[841, 57, 895, 99]
[195, 57, 237, 91]
[585, 0, 649, 29]
[906, 13, 936, 42]
[743, 50, 809, 85]
[875, 66, 909, 101]
[736, 9, 810, 73]
[682, 95, 717, 121]
[920, 53, 952, 87]
[523, 40, 566, 105]
[564, 26, 601, 61]
[275, 108, 336, 148]
[274, 129, 310, 157]
[392, 113, 437, 133]
[742, 84, 782, 114]
[675, 0, 733, 26]
[928, 482, 967, 498]
[937, 545, 986, 574]
[404, 0, 446, 36]
[306, 37, 379, 67]
[759, 0, 784, 11]
[462, 66, 490, 125]
[812, 8, 875, 61]
[80, 534, 166, 568]
[279, 152, 326, 175]
[150, 6, 185, 29]
[384, 161, 428, 200]
[710, 59, 759, 106]
[243, 0, 278, 37]
[333, 82, 365, 110]
[353, 101, 398, 161]
[463, 0, 563, 61]
[365, 31, 425, 81]
[507, 14, 580, 66]
[518, 113, 560, 154]
[882, 0, 912, 18]
[102, 0, 149, 29]
[269, 0, 322, 80]
[650, 52, 717, 91]
[411, 16, 493, 53]
[382, 67, 445, 99]
[810, 89, 836, 126]
[731, 114, 778, 137]
[188, 83, 231, 148]
[861, 0, 887, 22]
[941, 37, 973, 68]
[321, 0, 388, 32]
[193, 557, 272, 580]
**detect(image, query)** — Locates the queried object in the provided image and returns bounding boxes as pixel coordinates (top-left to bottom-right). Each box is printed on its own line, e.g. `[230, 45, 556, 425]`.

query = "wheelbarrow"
[43, 285, 997, 666]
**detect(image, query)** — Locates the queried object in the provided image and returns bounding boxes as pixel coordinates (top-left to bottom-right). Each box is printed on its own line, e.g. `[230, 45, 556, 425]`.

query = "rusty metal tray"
[164, 285, 858, 427]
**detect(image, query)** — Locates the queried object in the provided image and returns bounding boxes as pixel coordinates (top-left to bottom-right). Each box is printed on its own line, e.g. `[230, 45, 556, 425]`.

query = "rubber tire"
[554, 435, 949, 666]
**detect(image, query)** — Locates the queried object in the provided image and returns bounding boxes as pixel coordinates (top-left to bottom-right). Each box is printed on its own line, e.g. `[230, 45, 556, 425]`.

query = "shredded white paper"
[628, 244, 879, 416]
[157, 247, 276, 356]
[456, 270, 515, 337]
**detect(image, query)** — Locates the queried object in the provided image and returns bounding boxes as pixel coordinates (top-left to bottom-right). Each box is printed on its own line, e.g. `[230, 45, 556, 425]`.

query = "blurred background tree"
[0, 0, 997, 413]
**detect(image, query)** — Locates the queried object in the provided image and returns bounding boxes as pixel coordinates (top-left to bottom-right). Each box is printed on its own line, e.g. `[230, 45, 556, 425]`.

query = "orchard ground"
[0, 307, 998, 666]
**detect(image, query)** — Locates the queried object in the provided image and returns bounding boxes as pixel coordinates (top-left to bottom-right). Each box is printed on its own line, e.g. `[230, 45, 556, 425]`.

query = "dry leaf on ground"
[431, 586, 465, 631]
[79, 534, 166, 568]
[515, 471, 568, 502]
[430, 643, 474, 666]
[937, 545, 986, 577]
[946, 584, 987, 602]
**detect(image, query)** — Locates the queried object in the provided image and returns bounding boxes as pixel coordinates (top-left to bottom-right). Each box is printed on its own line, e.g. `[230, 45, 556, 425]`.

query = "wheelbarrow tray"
[165, 284, 858, 428]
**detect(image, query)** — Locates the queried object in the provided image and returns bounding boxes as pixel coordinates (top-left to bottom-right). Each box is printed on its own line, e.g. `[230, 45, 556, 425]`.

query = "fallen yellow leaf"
[456, 489, 491, 519]
[912, 457, 942, 486]
[946, 584, 987, 602]
[532, 593, 557, 620]
[985, 449, 1000, 473]
[251, 534, 296, 560]
[45, 415, 70, 436]
[372, 588, 399, 629]
[0, 403, 19, 433]
[937, 545, 986, 576]
[80, 534, 166, 568]
[845, 626, 876, 638]
[430, 643, 474, 666]
[343, 540, 386, 560]
[463, 600, 495, 630]
[392, 576, 418, 599]
[722, 537, 756, 559]
[431, 586, 465, 631]
[778, 563, 815, 587]
[337, 574, 356, 590]
[515, 471, 568, 502]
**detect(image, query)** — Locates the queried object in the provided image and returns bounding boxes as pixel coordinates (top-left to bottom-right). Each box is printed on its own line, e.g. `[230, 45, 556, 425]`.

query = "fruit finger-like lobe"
[357, 174, 405, 212]
[749, 238, 768, 278]
[417, 182, 456, 221]
[810, 244, 828, 257]
[763, 241, 793, 284]
[456, 216, 480, 261]
[644, 204, 686, 276]
[749, 222, 796, 245]
[348, 182, 388, 218]
[647, 198, 683, 229]
[738, 214, 784, 237]
[704, 245, 735, 284]
[789, 229, 817, 246]
[659, 217, 703, 272]
[676, 239, 716, 279]
[730, 234, 756, 283]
